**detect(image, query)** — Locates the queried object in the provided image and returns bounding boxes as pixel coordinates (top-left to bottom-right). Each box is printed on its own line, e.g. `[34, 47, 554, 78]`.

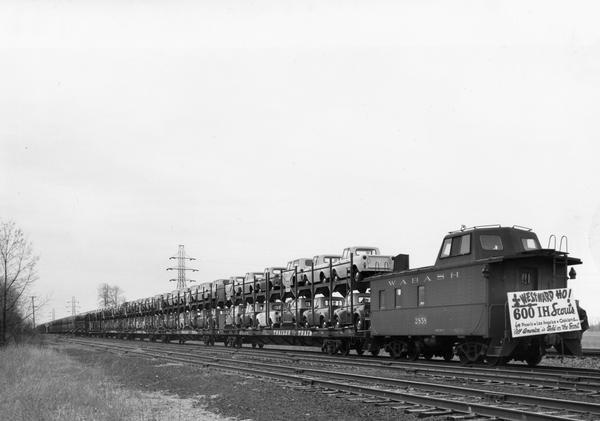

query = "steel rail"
[61, 337, 600, 420]
[92, 335, 600, 389]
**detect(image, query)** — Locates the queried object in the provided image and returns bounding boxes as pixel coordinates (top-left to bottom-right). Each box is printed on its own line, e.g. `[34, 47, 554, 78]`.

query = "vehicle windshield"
[355, 248, 377, 256]
[271, 303, 282, 310]
[326, 299, 344, 306]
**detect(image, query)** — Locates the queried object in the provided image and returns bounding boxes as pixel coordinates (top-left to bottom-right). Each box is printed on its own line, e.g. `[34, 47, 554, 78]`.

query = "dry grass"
[0, 344, 227, 421]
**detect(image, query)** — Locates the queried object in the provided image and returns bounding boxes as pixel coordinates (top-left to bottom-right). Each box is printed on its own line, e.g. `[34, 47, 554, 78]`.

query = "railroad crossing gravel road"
[50, 338, 427, 421]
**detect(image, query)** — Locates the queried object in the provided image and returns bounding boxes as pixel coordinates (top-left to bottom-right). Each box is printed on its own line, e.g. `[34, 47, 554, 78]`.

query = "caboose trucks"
[368, 225, 583, 366]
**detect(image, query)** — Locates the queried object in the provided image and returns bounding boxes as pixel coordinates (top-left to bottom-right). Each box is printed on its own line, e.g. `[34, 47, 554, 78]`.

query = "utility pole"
[167, 245, 198, 290]
[30, 296, 36, 329]
[66, 296, 80, 316]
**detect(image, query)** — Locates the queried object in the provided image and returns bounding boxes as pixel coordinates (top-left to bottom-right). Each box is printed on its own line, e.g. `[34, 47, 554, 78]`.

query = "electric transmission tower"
[66, 296, 80, 316]
[167, 245, 198, 289]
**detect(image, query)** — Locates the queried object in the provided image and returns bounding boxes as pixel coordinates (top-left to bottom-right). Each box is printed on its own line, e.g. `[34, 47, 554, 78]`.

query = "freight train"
[45, 225, 586, 366]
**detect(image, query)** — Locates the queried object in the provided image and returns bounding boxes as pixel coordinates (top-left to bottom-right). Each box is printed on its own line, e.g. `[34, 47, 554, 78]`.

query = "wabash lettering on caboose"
[387, 270, 460, 287]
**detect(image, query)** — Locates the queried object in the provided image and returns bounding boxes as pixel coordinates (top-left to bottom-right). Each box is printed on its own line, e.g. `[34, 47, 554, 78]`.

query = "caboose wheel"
[406, 342, 421, 361]
[389, 341, 403, 359]
[457, 342, 484, 364]
[443, 349, 454, 361]
[370, 347, 380, 357]
[485, 356, 507, 366]
[525, 352, 542, 367]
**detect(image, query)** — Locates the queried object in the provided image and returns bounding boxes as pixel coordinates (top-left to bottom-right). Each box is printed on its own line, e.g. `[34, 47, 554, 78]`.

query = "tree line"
[1, 219, 127, 345]
[0, 220, 39, 345]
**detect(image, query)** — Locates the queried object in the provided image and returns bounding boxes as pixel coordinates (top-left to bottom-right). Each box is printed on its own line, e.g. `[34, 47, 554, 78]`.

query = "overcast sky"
[1, 1, 599, 323]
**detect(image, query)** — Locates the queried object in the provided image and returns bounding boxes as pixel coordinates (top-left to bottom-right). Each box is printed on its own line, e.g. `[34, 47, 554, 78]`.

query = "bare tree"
[111, 285, 126, 306]
[97, 283, 112, 308]
[0, 220, 39, 346]
[97, 283, 126, 308]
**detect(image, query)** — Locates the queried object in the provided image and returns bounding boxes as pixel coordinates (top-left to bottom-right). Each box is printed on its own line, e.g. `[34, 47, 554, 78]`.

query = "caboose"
[369, 225, 583, 366]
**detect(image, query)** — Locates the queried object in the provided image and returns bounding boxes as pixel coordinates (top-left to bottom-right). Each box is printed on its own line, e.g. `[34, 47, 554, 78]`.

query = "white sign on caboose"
[507, 288, 581, 338]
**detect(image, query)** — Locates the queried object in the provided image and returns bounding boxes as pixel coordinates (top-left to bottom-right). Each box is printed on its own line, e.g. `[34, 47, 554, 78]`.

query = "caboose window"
[480, 235, 504, 251]
[418, 285, 425, 306]
[440, 234, 471, 258]
[395, 288, 402, 307]
[459, 234, 471, 255]
[440, 239, 452, 257]
[379, 290, 386, 309]
[521, 238, 540, 251]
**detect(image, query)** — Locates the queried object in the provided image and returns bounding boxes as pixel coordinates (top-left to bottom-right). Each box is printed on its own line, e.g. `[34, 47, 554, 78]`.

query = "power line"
[166, 245, 198, 289]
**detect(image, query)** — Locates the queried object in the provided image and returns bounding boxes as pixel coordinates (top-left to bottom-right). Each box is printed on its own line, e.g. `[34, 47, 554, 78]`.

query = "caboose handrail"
[559, 235, 568, 253]
[547, 234, 557, 250]
[448, 224, 501, 234]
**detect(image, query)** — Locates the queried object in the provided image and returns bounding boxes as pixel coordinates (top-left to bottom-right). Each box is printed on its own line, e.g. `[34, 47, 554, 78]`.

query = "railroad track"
[111, 337, 600, 395]
[57, 336, 600, 420]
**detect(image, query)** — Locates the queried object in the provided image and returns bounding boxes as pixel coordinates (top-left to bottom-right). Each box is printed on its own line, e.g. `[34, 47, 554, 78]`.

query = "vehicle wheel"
[252, 343, 257, 348]
[351, 267, 362, 283]
[443, 348, 454, 361]
[320, 318, 328, 328]
[354, 315, 362, 331]
[370, 347, 380, 357]
[355, 342, 365, 356]
[423, 351, 433, 360]
[258, 343, 264, 349]
[302, 317, 308, 328]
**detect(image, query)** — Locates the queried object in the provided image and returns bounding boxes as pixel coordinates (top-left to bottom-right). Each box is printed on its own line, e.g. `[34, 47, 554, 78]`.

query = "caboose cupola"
[434, 225, 544, 267]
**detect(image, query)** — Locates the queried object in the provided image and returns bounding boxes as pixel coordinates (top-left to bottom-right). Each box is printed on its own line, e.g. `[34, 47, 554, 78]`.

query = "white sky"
[1, 1, 600, 323]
